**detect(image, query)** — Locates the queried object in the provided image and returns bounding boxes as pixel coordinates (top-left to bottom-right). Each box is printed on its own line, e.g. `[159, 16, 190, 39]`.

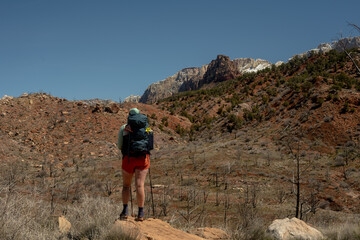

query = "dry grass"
[322, 223, 360, 240]
[0, 187, 139, 240]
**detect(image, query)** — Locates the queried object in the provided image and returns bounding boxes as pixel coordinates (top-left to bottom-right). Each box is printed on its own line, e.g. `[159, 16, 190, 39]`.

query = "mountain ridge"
[132, 36, 360, 104]
[139, 57, 273, 103]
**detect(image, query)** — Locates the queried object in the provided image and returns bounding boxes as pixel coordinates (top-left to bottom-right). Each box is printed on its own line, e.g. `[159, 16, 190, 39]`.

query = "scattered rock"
[267, 217, 324, 240]
[104, 103, 120, 113]
[58, 216, 71, 234]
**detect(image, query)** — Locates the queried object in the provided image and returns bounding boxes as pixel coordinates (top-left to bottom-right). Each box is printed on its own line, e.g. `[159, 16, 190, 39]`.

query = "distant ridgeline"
[127, 36, 360, 104]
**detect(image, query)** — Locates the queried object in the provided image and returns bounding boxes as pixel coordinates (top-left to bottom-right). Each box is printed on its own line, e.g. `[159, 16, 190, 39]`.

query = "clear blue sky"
[1, 0, 359, 101]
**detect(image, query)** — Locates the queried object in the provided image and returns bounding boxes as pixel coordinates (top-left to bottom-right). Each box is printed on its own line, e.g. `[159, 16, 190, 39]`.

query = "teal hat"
[129, 108, 140, 115]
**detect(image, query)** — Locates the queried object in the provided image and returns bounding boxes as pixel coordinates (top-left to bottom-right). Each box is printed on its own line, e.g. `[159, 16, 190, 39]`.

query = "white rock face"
[123, 95, 141, 103]
[267, 217, 324, 240]
[2, 95, 13, 100]
[275, 61, 285, 67]
[290, 36, 360, 60]
[233, 58, 272, 73]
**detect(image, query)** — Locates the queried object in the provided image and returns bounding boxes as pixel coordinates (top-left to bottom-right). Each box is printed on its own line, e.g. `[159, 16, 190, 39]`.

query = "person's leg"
[122, 169, 133, 204]
[135, 168, 148, 220]
[134, 168, 148, 207]
[121, 169, 133, 218]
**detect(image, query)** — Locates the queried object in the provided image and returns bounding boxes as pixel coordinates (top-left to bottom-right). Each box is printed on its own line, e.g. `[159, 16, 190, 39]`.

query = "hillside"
[158, 48, 360, 152]
[1, 45, 360, 239]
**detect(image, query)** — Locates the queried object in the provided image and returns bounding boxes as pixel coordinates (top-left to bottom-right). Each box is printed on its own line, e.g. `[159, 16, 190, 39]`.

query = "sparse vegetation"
[1, 35, 360, 239]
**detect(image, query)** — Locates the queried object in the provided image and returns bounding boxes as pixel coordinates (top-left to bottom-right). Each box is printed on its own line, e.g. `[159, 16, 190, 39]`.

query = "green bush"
[334, 72, 356, 89]
[175, 124, 187, 137]
[243, 105, 262, 122]
[161, 117, 169, 127]
[227, 114, 243, 132]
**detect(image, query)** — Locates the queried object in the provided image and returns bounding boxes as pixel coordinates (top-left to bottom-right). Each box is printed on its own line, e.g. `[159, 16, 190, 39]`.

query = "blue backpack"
[122, 114, 153, 156]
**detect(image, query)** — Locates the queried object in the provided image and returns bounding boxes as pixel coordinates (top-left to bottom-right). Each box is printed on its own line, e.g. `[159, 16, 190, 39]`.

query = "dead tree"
[348, 22, 360, 32]
[224, 193, 230, 228]
[337, 24, 360, 75]
[286, 137, 313, 219]
[287, 139, 301, 218]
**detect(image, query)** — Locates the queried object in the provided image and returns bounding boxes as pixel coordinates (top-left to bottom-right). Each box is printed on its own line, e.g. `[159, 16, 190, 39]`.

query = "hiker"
[117, 108, 153, 221]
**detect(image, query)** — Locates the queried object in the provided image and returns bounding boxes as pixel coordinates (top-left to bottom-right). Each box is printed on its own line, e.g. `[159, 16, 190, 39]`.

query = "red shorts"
[122, 154, 150, 173]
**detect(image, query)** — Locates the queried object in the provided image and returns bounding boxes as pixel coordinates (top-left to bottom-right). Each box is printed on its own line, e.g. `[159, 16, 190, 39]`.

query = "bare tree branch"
[348, 22, 360, 33]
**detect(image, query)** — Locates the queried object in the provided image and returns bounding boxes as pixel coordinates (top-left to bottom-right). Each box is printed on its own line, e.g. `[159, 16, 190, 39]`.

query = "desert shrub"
[65, 195, 121, 239]
[334, 73, 356, 89]
[231, 203, 271, 240]
[287, 75, 304, 92]
[266, 88, 278, 97]
[227, 114, 243, 132]
[217, 106, 226, 116]
[243, 105, 262, 122]
[203, 116, 214, 125]
[161, 116, 169, 127]
[262, 95, 269, 104]
[0, 192, 57, 240]
[190, 123, 202, 133]
[284, 55, 306, 74]
[241, 72, 257, 83]
[180, 110, 194, 122]
[300, 80, 313, 94]
[175, 124, 187, 137]
[226, 93, 242, 106]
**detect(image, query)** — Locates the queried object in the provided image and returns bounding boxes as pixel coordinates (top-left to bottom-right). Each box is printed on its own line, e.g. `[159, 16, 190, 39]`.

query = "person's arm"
[117, 125, 126, 150]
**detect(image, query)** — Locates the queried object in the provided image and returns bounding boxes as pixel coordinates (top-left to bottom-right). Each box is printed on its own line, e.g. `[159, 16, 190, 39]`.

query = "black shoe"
[119, 212, 128, 220]
[135, 216, 144, 222]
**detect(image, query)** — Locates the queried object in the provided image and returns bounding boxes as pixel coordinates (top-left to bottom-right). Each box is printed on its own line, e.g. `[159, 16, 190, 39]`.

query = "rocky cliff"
[139, 56, 272, 103]
[123, 95, 141, 103]
[139, 65, 208, 104]
[201, 55, 240, 85]
[291, 36, 360, 59]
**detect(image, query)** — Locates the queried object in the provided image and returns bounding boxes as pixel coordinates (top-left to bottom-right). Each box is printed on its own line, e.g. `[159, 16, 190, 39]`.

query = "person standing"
[117, 108, 153, 221]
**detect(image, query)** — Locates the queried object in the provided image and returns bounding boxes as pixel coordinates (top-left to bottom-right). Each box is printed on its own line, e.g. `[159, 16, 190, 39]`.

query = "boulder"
[104, 103, 120, 113]
[267, 217, 324, 240]
[58, 216, 71, 234]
